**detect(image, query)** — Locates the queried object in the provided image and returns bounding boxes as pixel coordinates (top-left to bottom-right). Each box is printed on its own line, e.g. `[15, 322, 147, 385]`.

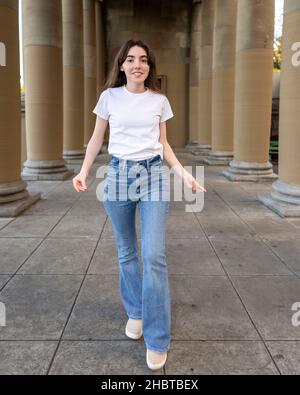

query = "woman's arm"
[159, 122, 206, 193]
[73, 116, 108, 192]
[80, 116, 108, 177]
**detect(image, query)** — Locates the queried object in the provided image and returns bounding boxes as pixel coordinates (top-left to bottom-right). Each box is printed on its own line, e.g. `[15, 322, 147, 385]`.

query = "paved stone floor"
[0, 151, 300, 375]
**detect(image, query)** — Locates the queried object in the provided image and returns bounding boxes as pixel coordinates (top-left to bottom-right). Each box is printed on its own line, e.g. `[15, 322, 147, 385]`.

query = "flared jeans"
[102, 154, 171, 352]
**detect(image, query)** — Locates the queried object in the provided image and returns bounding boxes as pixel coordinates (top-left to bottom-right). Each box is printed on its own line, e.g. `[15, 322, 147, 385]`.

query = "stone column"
[192, 0, 214, 156]
[223, 0, 277, 182]
[22, 0, 73, 180]
[62, 0, 85, 163]
[83, 0, 96, 147]
[260, 0, 300, 216]
[186, 0, 202, 150]
[95, 0, 108, 153]
[205, 0, 237, 166]
[0, 0, 40, 216]
[95, 0, 105, 95]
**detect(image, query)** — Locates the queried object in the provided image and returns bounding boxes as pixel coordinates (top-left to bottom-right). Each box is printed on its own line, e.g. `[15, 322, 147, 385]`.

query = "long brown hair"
[103, 40, 162, 94]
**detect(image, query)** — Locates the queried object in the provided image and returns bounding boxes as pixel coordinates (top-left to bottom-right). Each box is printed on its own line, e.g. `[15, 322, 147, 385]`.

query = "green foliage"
[273, 37, 282, 70]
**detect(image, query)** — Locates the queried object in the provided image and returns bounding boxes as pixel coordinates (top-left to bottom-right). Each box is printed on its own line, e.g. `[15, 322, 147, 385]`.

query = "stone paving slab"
[0, 218, 14, 230]
[164, 341, 279, 375]
[261, 238, 300, 276]
[0, 275, 10, 289]
[0, 238, 42, 274]
[241, 217, 299, 239]
[22, 199, 74, 216]
[62, 275, 126, 340]
[209, 235, 293, 276]
[231, 275, 300, 340]
[49, 341, 161, 375]
[166, 215, 205, 239]
[170, 276, 259, 340]
[0, 275, 83, 340]
[198, 215, 255, 238]
[166, 238, 225, 275]
[18, 238, 98, 275]
[0, 216, 62, 238]
[26, 181, 61, 199]
[48, 215, 106, 239]
[266, 341, 300, 375]
[0, 341, 57, 375]
[66, 199, 107, 217]
[225, 200, 280, 219]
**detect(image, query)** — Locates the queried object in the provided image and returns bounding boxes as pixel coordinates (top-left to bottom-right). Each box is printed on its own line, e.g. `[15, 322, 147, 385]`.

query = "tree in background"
[273, 36, 282, 70]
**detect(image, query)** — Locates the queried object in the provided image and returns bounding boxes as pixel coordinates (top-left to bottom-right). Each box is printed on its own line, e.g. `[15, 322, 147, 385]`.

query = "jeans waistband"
[110, 155, 162, 171]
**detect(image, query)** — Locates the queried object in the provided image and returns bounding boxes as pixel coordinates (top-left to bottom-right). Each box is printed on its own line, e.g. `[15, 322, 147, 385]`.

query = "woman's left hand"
[183, 171, 207, 193]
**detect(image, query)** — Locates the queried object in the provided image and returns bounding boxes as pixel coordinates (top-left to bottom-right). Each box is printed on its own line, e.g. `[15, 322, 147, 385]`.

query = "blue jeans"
[102, 154, 171, 352]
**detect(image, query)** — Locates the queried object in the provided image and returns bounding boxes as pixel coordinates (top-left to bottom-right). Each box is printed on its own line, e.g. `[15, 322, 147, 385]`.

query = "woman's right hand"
[72, 172, 88, 192]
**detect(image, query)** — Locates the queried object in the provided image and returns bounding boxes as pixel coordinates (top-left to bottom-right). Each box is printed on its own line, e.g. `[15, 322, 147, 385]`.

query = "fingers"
[191, 180, 207, 193]
[72, 178, 87, 193]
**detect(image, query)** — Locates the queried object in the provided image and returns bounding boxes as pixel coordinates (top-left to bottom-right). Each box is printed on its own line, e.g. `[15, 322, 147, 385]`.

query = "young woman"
[73, 39, 206, 371]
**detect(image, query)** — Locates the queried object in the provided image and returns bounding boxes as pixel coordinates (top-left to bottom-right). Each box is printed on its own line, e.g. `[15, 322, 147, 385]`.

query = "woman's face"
[120, 45, 150, 86]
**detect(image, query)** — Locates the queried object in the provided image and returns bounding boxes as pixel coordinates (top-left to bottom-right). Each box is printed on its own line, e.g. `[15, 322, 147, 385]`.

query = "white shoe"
[146, 349, 168, 370]
[125, 318, 143, 340]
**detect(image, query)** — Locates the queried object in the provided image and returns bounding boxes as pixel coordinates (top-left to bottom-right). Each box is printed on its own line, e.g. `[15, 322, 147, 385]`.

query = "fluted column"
[186, 0, 202, 150]
[83, 0, 96, 147]
[0, 0, 40, 216]
[192, 0, 214, 156]
[205, 0, 237, 166]
[22, 0, 73, 180]
[260, 0, 300, 216]
[95, 0, 108, 153]
[62, 0, 85, 163]
[223, 0, 277, 182]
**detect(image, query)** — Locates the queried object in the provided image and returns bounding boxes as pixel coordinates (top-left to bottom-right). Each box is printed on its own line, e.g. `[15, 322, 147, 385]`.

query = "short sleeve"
[160, 97, 174, 123]
[93, 90, 109, 120]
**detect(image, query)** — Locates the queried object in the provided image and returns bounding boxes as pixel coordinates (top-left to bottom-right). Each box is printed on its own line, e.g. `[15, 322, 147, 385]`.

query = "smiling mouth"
[133, 73, 143, 76]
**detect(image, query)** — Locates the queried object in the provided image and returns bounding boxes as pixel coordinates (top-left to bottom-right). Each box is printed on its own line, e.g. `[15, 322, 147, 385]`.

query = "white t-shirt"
[92, 85, 174, 161]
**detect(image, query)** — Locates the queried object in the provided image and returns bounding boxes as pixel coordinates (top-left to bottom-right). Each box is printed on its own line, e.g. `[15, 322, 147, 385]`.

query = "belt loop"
[122, 159, 126, 172]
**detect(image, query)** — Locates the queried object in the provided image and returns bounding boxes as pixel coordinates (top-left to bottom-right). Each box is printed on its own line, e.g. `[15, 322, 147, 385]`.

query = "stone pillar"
[186, 0, 202, 150]
[205, 0, 237, 166]
[95, 0, 105, 95]
[0, 0, 40, 216]
[62, 0, 85, 163]
[95, 0, 108, 153]
[22, 0, 73, 180]
[259, 0, 300, 216]
[83, 0, 96, 147]
[192, 0, 214, 156]
[223, 0, 277, 182]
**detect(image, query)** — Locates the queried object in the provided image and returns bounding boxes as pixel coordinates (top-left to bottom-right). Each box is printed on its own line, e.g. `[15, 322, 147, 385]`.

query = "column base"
[21, 160, 74, 180]
[191, 144, 211, 156]
[173, 147, 191, 154]
[223, 160, 278, 182]
[259, 180, 300, 218]
[204, 150, 234, 166]
[63, 150, 85, 164]
[0, 180, 41, 217]
[185, 141, 199, 150]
